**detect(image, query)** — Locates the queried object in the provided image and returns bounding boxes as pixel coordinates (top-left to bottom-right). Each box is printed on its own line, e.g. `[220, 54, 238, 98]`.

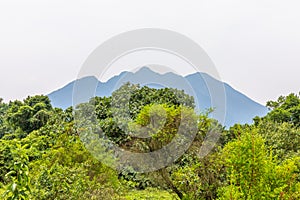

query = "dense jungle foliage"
[0, 84, 299, 199]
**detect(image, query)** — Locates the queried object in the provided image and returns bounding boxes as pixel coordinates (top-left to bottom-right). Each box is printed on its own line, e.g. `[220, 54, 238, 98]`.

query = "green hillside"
[0, 84, 299, 199]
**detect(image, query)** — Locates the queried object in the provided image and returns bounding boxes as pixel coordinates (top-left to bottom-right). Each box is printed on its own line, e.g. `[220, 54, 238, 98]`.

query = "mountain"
[48, 67, 268, 127]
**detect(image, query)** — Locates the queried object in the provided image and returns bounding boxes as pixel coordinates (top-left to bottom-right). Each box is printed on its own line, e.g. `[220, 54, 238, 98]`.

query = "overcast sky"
[0, 0, 299, 105]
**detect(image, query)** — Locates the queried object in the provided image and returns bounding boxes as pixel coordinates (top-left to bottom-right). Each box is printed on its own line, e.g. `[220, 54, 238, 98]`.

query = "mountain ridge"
[48, 67, 268, 127]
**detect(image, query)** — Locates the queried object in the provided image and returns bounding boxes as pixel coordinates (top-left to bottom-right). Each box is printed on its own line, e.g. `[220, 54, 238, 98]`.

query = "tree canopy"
[0, 85, 299, 199]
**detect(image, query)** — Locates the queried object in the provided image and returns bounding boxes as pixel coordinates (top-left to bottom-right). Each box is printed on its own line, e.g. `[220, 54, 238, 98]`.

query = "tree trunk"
[159, 168, 183, 199]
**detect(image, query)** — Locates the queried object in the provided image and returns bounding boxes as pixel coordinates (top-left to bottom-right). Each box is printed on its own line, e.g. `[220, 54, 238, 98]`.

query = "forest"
[0, 83, 299, 199]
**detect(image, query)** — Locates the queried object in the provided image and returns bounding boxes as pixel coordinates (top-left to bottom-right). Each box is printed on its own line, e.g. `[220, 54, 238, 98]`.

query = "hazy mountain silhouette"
[48, 67, 268, 127]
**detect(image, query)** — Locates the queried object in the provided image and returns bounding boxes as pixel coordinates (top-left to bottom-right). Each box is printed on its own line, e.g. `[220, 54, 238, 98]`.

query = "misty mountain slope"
[48, 67, 268, 127]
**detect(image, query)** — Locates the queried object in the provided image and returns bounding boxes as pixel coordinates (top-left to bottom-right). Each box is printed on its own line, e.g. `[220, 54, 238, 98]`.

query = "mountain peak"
[135, 66, 154, 73]
[48, 67, 268, 127]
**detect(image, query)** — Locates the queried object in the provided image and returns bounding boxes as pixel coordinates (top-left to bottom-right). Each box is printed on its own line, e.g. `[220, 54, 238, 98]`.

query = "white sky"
[0, 0, 299, 105]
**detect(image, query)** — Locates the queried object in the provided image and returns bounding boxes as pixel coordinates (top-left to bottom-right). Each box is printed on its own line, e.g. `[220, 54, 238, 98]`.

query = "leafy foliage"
[265, 93, 300, 126]
[218, 130, 300, 199]
[6, 95, 52, 135]
[0, 87, 299, 200]
[2, 144, 31, 200]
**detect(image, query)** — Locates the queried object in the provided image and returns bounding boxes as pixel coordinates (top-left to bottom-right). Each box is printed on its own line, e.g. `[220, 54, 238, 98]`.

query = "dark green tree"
[7, 96, 52, 134]
[266, 93, 300, 126]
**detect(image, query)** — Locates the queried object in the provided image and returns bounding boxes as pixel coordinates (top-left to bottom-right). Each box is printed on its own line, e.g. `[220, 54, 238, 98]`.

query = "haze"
[0, 0, 299, 105]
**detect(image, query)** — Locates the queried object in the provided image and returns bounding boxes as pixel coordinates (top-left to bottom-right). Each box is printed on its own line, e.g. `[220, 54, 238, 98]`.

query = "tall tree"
[266, 93, 300, 126]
